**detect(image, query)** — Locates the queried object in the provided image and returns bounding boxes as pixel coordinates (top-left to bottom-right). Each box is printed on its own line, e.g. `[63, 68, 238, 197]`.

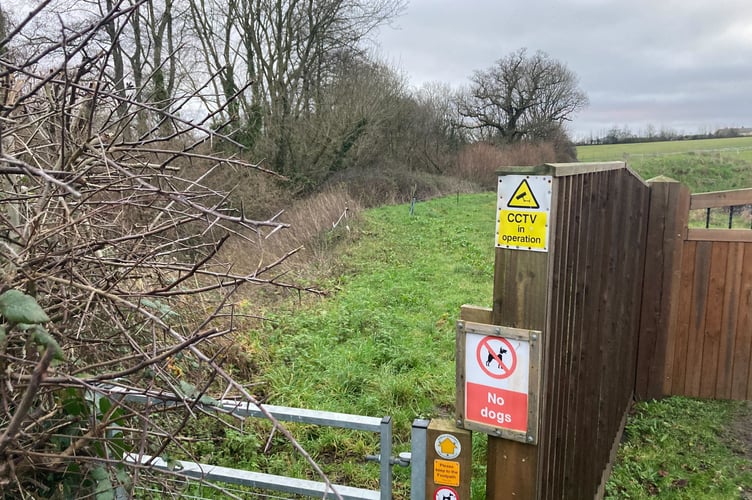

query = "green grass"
[175, 175, 752, 498]
[258, 194, 496, 421]
[630, 154, 752, 194]
[577, 137, 752, 163]
[176, 193, 499, 498]
[606, 398, 752, 499]
[610, 144, 752, 229]
[578, 137, 752, 194]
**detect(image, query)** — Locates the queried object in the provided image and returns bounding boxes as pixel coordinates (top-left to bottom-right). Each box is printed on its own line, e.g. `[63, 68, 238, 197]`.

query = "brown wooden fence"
[469, 162, 651, 500]
[540, 164, 650, 500]
[637, 185, 752, 401]
[465, 164, 752, 499]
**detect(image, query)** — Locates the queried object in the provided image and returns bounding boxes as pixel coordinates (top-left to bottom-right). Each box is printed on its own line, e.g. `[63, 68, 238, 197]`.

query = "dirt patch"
[726, 401, 752, 499]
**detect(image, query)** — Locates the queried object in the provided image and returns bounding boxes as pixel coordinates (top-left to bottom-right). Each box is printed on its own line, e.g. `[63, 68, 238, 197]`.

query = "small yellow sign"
[497, 210, 548, 250]
[435, 434, 461, 459]
[434, 459, 460, 487]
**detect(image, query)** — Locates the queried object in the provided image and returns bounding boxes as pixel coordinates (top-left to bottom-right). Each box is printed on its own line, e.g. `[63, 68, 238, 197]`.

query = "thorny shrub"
[0, 5, 341, 499]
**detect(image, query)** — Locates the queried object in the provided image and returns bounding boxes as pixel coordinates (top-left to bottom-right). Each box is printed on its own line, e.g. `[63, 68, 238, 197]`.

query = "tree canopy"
[458, 48, 588, 143]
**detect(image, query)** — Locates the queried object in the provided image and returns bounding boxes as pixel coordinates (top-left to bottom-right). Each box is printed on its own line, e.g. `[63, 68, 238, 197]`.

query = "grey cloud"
[377, 0, 752, 137]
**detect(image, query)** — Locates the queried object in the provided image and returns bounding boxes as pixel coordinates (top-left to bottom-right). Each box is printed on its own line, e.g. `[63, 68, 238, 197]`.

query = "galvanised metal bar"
[410, 419, 429, 500]
[105, 386, 384, 432]
[125, 454, 380, 500]
[103, 386, 392, 498]
[379, 416, 392, 500]
[222, 400, 384, 432]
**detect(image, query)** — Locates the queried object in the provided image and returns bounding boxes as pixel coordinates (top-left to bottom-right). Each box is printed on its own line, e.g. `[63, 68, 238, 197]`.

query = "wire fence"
[623, 146, 752, 160]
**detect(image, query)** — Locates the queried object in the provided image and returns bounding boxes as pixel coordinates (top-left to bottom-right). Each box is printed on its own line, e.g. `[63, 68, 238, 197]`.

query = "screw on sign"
[476, 336, 517, 380]
[434, 486, 459, 500]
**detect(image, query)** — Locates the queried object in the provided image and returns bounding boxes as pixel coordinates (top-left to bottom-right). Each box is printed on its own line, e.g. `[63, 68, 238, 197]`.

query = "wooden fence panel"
[636, 183, 752, 399]
[650, 186, 752, 401]
[670, 241, 696, 394]
[538, 173, 577, 499]
[635, 179, 690, 400]
[699, 243, 728, 398]
[514, 164, 650, 500]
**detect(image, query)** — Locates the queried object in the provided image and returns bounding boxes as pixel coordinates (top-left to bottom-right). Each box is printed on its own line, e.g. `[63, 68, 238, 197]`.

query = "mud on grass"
[727, 401, 752, 499]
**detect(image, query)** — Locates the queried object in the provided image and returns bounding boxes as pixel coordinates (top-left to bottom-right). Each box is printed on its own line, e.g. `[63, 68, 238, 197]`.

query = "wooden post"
[635, 177, 690, 400]
[486, 250, 548, 499]
[485, 167, 555, 500]
[424, 419, 473, 500]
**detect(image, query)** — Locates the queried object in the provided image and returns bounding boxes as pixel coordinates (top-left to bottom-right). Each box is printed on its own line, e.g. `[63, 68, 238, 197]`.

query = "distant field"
[576, 136, 752, 162]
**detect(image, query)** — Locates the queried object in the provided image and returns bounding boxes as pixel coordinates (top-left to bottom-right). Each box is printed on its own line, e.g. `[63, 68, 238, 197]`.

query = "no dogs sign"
[456, 321, 541, 443]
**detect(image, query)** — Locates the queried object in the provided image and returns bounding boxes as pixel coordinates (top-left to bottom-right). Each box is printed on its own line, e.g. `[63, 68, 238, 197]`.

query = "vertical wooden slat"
[562, 174, 592, 498]
[685, 242, 712, 396]
[604, 172, 645, 438]
[626, 176, 651, 399]
[699, 243, 728, 398]
[568, 173, 590, 497]
[592, 171, 628, 499]
[671, 241, 696, 394]
[568, 172, 609, 498]
[733, 244, 752, 399]
[607, 171, 645, 468]
[716, 243, 743, 399]
[553, 173, 584, 497]
[659, 181, 692, 397]
[539, 175, 572, 499]
[594, 170, 624, 494]
[636, 180, 668, 397]
[600, 170, 635, 499]
[581, 172, 613, 499]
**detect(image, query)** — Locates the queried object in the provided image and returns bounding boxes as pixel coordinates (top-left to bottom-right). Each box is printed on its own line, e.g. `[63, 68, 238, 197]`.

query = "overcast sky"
[375, 0, 752, 140]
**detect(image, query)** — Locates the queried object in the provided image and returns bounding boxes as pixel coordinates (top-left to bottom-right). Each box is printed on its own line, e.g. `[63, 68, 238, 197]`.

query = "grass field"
[171, 178, 752, 499]
[579, 137, 752, 229]
[606, 398, 752, 499]
[576, 136, 752, 163]
[177, 193, 499, 498]
[578, 138, 752, 196]
[167, 143, 752, 498]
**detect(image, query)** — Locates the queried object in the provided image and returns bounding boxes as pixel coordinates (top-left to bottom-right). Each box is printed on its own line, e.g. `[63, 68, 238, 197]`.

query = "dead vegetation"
[0, 2, 575, 497]
[0, 6, 345, 499]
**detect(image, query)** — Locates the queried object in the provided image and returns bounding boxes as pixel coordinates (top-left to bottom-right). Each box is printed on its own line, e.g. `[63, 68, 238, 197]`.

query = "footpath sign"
[496, 175, 552, 252]
[456, 321, 541, 443]
[424, 419, 471, 500]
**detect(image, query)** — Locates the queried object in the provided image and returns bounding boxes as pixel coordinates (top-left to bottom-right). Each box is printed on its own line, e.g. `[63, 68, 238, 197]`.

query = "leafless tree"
[397, 81, 466, 173]
[0, 3, 342, 498]
[458, 48, 588, 143]
[186, 0, 406, 175]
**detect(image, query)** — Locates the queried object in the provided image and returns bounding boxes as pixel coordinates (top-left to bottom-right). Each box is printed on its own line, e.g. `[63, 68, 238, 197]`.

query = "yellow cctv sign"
[496, 176, 552, 252]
